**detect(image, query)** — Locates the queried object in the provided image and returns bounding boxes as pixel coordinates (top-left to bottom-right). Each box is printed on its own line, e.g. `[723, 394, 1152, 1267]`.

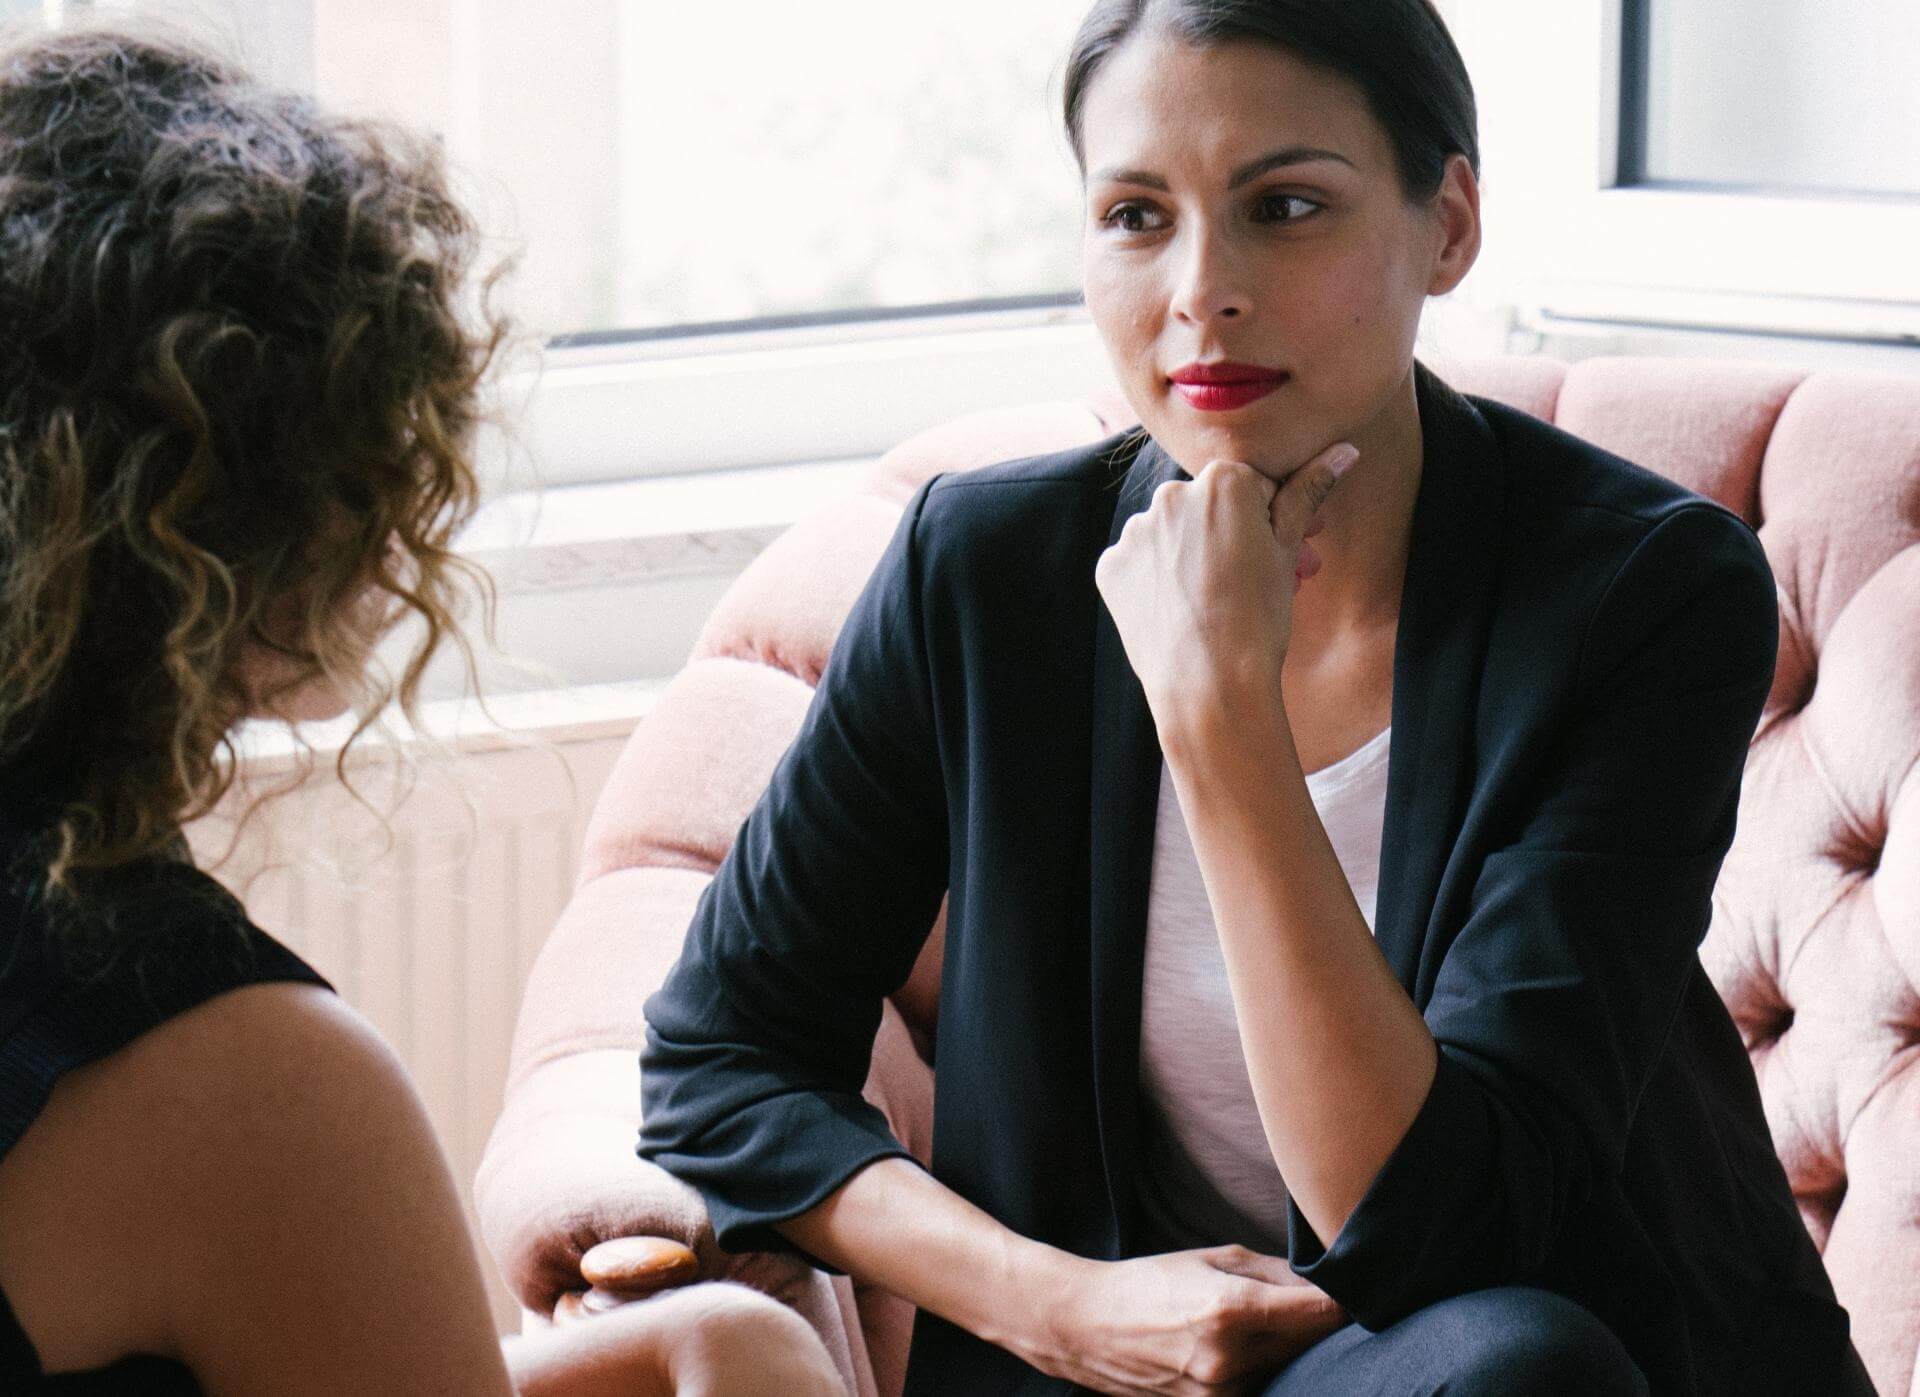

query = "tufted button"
[1897, 991, 1920, 1050]
[1828, 827, 1885, 879]
[1728, 982, 1794, 1054]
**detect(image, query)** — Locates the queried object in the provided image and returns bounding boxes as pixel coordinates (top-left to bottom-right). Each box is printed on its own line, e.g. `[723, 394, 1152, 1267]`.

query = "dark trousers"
[1262, 1287, 1649, 1396]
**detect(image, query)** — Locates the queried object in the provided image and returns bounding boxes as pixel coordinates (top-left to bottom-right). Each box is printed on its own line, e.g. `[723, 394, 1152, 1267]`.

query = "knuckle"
[1198, 1290, 1240, 1331]
[1189, 1346, 1236, 1386]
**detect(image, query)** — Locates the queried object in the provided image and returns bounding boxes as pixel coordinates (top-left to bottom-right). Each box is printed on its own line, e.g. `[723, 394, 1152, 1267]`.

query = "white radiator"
[186, 685, 657, 1333]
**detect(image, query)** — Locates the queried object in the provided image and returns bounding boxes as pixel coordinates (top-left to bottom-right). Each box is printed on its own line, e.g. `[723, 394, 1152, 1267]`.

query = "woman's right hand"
[1013, 1246, 1348, 1396]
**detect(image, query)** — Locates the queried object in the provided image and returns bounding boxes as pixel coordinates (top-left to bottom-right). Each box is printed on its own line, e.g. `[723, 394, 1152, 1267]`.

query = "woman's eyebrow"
[1090, 146, 1358, 191]
[1228, 146, 1356, 187]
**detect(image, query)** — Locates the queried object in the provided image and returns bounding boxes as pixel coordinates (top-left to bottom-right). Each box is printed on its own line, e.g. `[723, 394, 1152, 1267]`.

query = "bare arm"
[1161, 695, 1437, 1247]
[779, 1157, 1345, 1393]
[777, 1157, 1063, 1361]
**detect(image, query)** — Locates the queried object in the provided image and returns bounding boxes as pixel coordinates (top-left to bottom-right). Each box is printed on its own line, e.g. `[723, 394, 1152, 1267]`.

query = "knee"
[1434, 1288, 1647, 1397]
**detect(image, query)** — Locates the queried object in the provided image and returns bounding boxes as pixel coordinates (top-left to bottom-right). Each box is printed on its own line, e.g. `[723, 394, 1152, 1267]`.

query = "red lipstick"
[1168, 361, 1290, 412]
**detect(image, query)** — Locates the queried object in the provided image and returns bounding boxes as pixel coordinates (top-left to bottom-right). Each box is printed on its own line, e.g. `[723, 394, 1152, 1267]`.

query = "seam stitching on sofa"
[1747, 374, 1816, 530]
[1538, 369, 1567, 424]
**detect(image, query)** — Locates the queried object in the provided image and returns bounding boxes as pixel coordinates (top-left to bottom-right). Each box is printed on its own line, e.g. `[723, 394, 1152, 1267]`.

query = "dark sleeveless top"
[0, 807, 332, 1392]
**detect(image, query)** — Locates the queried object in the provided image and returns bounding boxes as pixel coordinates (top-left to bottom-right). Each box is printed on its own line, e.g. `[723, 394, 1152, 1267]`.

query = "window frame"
[1473, 0, 1920, 347]
[487, 297, 1117, 491]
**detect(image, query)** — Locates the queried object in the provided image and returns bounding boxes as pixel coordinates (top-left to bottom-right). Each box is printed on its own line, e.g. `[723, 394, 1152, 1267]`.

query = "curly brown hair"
[0, 26, 507, 909]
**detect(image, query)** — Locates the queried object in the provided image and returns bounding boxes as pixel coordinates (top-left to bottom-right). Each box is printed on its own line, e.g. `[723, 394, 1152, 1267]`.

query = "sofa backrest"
[587, 355, 1920, 1395]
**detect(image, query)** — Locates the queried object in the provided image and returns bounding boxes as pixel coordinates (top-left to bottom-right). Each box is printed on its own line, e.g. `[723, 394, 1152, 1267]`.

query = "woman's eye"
[1099, 201, 1165, 234]
[1253, 193, 1322, 224]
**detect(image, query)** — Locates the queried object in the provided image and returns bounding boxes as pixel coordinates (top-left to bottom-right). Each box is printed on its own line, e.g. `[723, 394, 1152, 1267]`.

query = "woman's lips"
[1167, 363, 1291, 413]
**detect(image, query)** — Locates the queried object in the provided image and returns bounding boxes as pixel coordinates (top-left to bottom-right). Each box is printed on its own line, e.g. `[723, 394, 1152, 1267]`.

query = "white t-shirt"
[1135, 725, 1392, 1256]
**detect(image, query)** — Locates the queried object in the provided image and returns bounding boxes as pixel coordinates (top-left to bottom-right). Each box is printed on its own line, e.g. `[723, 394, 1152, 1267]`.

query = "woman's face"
[1079, 32, 1478, 482]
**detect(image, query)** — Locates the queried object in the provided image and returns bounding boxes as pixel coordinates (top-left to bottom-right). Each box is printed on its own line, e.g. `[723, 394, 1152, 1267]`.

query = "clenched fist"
[1094, 442, 1357, 725]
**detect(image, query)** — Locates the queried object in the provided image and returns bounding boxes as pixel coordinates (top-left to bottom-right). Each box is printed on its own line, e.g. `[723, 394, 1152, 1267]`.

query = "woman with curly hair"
[0, 25, 842, 1396]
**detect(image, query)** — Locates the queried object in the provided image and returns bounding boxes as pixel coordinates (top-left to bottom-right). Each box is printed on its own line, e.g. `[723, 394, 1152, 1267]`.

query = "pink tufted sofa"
[477, 356, 1920, 1397]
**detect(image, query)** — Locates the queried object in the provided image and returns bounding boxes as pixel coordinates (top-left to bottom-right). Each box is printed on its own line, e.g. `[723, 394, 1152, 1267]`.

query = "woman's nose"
[1169, 230, 1254, 325]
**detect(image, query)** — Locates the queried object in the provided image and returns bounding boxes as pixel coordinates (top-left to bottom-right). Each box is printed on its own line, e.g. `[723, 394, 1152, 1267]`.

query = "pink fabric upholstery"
[498, 356, 1920, 1396]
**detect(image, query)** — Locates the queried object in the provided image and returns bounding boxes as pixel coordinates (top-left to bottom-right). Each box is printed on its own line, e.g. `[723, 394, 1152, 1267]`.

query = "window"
[1453, 0, 1920, 345]
[34, 0, 1093, 342]
[1621, 0, 1920, 199]
[6, 0, 1121, 483]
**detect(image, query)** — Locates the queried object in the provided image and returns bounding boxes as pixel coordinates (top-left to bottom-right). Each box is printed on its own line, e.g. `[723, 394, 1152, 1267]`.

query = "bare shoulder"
[0, 981, 512, 1394]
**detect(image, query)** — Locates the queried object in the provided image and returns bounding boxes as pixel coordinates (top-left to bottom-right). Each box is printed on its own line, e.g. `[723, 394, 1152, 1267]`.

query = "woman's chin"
[1155, 415, 1304, 481]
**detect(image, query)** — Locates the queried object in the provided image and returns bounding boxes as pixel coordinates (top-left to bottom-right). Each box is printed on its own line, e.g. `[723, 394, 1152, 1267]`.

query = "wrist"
[977, 1236, 1093, 1364]
[1152, 665, 1290, 766]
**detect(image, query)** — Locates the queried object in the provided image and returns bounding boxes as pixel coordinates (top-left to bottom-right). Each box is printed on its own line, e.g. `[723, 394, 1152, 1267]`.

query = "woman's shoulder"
[1461, 389, 1776, 681]
[0, 975, 508, 1391]
[916, 431, 1138, 523]
[1469, 388, 1757, 545]
[1, 844, 333, 1149]
[907, 431, 1142, 581]
[0, 978, 468, 1381]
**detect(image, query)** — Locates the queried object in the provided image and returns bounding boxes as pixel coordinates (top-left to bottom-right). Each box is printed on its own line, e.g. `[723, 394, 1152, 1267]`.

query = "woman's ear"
[1426, 153, 1482, 297]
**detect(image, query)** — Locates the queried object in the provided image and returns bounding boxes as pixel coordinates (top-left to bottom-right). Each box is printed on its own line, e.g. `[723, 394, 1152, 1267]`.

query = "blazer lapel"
[1088, 433, 1184, 1256]
[1374, 363, 1508, 1004]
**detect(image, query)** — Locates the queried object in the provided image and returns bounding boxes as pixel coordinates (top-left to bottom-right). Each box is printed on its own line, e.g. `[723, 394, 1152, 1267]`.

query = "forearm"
[776, 1156, 1080, 1362]
[1160, 682, 1436, 1246]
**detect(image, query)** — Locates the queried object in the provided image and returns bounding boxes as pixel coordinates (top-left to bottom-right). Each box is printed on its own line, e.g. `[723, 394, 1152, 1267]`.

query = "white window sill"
[228, 677, 670, 771]
[459, 454, 877, 593]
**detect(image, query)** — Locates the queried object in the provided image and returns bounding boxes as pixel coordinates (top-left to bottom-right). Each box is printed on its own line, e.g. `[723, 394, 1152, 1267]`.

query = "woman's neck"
[1286, 366, 1424, 662]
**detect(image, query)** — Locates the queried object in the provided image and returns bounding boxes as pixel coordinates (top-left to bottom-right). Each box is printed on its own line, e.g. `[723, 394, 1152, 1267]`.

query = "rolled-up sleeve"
[1286, 504, 1780, 1329]
[639, 476, 950, 1258]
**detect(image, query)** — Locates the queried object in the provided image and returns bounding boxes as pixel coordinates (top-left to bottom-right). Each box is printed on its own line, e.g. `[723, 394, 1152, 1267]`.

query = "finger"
[1199, 457, 1278, 514]
[1296, 539, 1322, 580]
[1232, 1287, 1350, 1368]
[1269, 443, 1359, 540]
[581, 1285, 644, 1316]
[1200, 1245, 1298, 1289]
[1304, 515, 1327, 540]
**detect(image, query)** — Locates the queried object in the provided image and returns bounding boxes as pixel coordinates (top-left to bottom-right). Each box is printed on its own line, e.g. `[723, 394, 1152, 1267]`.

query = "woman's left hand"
[1094, 441, 1358, 722]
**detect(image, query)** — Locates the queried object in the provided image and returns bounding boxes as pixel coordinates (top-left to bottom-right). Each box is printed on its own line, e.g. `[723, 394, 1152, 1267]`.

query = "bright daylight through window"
[10, 0, 1097, 341]
[1623, 0, 1920, 198]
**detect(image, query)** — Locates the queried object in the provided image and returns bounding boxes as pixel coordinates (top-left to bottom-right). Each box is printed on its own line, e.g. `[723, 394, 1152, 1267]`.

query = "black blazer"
[640, 364, 1867, 1396]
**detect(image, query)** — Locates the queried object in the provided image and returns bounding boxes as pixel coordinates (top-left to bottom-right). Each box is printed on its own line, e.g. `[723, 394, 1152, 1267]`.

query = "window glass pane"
[314, 0, 1092, 338]
[10, 1, 1095, 338]
[1636, 0, 1920, 198]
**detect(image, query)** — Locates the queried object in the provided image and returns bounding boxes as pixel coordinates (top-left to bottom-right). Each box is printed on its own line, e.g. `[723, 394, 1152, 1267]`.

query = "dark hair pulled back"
[1063, 0, 1479, 201]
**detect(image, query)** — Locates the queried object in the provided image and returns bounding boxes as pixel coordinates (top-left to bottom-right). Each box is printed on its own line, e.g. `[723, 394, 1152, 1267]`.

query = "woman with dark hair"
[637, 1, 1875, 1393]
[0, 25, 843, 1396]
